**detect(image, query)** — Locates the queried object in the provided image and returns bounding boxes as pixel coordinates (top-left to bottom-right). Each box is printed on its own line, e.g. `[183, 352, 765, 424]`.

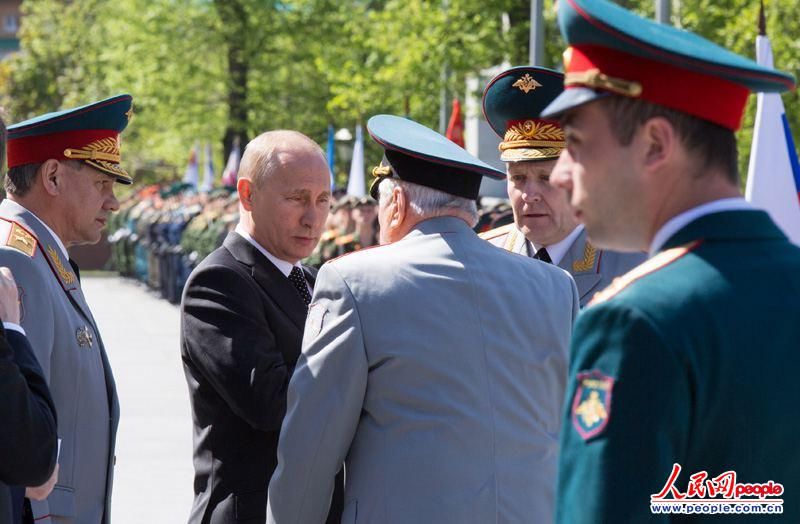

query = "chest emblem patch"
[76, 326, 94, 348]
[571, 370, 615, 440]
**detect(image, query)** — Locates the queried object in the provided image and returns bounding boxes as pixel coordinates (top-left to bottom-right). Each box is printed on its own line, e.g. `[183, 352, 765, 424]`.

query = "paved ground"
[83, 275, 193, 523]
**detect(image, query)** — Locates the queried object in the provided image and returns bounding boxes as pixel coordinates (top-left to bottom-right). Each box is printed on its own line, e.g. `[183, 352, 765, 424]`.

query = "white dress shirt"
[649, 198, 753, 256]
[531, 224, 585, 266]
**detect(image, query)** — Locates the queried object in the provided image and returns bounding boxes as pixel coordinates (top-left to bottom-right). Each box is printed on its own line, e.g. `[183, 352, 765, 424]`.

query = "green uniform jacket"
[557, 210, 800, 523]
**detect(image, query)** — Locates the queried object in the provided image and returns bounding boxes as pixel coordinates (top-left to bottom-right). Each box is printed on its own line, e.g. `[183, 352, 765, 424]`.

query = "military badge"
[76, 326, 94, 348]
[571, 370, 615, 440]
[304, 301, 328, 341]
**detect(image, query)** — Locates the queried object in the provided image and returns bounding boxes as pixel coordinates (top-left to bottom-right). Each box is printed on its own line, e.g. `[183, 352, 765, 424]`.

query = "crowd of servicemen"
[106, 183, 514, 303]
[2, 1, 800, 524]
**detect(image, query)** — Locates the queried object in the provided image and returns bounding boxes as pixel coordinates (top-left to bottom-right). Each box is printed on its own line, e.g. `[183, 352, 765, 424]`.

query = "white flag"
[347, 124, 366, 197]
[745, 35, 800, 245]
[200, 142, 215, 192]
[183, 143, 199, 188]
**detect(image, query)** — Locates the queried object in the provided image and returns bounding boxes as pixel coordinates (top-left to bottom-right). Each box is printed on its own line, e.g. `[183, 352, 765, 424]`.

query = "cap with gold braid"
[7, 94, 134, 184]
[541, 0, 795, 130]
[482, 66, 566, 162]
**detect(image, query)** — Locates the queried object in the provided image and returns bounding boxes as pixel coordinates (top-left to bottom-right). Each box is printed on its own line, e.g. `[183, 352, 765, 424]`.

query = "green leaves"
[2, 0, 796, 189]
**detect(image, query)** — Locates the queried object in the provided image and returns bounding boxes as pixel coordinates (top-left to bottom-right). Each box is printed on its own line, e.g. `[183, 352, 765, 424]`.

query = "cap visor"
[540, 88, 611, 120]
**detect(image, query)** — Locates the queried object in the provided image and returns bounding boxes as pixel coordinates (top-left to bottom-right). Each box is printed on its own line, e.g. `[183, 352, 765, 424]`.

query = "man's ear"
[237, 178, 253, 212]
[39, 159, 63, 196]
[640, 117, 676, 173]
[391, 185, 407, 227]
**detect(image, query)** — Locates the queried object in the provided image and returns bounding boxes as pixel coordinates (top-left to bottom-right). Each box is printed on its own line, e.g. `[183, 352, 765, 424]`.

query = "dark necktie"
[288, 266, 311, 306]
[534, 247, 552, 264]
[69, 258, 81, 282]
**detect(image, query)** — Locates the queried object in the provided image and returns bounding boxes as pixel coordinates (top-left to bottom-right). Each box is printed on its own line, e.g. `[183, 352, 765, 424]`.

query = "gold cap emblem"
[512, 73, 543, 94]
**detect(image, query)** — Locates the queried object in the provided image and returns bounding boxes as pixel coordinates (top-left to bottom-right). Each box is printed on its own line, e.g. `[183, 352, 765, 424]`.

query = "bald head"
[236, 130, 332, 264]
[239, 130, 327, 189]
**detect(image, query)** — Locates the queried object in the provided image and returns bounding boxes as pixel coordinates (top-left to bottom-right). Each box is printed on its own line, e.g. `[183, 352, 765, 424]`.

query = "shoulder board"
[478, 222, 515, 241]
[321, 230, 338, 241]
[589, 240, 701, 306]
[334, 233, 355, 246]
[0, 218, 38, 257]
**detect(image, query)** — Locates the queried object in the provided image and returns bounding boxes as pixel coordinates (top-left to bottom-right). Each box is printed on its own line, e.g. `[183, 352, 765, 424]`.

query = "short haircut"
[4, 160, 85, 197]
[239, 130, 326, 189]
[378, 177, 479, 227]
[598, 96, 738, 184]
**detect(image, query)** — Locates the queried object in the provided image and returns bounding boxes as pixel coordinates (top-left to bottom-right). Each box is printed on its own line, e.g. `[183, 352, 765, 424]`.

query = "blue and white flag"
[327, 124, 336, 190]
[745, 34, 800, 245]
[200, 142, 215, 192]
[346, 124, 365, 197]
[222, 137, 241, 188]
[183, 142, 199, 188]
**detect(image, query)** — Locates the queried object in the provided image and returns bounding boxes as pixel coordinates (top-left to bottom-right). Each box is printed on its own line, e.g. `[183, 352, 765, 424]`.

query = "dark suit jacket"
[0, 325, 58, 524]
[180, 232, 342, 524]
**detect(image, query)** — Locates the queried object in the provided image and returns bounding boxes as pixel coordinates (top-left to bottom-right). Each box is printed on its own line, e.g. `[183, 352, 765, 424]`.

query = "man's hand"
[25, 464, 59, 501]
[0, 267, 20, 324]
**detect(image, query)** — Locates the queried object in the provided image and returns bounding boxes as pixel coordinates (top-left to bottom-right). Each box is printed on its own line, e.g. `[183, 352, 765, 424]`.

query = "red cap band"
[7, 129, 118, 168]
[565, 45, 750, 130]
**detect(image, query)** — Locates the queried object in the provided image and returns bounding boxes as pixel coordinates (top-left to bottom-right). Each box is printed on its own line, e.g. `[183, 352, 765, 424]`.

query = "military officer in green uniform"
[0, 95, 134, 524]
[540, 1, 800, 522]
[480, 65, 645, 307]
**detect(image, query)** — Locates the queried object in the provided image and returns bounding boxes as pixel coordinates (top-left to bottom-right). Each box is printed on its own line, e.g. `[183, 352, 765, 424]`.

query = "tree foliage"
[0, 0, 797, 187]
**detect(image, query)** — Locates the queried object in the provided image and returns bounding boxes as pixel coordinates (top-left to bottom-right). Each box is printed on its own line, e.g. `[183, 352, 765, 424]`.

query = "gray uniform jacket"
[267, 216, 579, 524]
[0, 199, 118, 524]
[480, 224, 646, 307]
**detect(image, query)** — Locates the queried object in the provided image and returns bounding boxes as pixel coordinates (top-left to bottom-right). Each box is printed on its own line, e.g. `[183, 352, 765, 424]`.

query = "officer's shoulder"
[320, 230, 338, 242]
[478, 222, 515, 242]
[334, 233, 355, 246]
[589, 241, 701, 307]
[0, 218, 38, 258]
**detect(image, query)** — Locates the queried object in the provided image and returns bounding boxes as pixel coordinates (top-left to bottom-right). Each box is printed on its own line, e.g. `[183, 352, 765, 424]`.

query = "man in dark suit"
[180, 130, 342, 524]
[0, 265, 59, 524]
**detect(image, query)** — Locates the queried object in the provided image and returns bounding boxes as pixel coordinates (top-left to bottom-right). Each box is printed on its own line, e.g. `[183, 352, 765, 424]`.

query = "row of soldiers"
[107, 182, 514, 303]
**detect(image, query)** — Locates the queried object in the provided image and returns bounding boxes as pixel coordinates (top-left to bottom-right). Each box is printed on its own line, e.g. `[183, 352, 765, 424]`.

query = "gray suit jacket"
[480, 224, 646, 307]
[267, 217, 579, 524]
[0, 199, 119, 524]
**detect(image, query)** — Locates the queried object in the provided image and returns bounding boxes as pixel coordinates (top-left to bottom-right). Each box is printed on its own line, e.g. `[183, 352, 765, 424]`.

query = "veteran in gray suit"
[479, 66, 644, 306]
[0, 95, 134, 523]
[267, 115, 579, 524]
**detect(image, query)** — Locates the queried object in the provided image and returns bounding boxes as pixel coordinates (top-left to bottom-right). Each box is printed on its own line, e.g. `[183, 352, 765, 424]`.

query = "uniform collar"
[234, 223, 300, 278]
[649, 198, 752, 256]
[530, 224, 584, 266]
[3, 199, 69, 259]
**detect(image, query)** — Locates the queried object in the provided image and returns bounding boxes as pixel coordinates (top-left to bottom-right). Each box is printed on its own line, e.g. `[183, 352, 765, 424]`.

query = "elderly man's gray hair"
[378, 178, 478, 227]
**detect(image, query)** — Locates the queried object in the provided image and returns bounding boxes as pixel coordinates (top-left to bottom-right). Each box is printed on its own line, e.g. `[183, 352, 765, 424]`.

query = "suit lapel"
[560, 229, 602, 302]
[223, 232, 307, 330]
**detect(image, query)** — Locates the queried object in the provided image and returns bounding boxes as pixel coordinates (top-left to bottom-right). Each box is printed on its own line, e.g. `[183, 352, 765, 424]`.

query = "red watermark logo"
[650, 464, 784, 516]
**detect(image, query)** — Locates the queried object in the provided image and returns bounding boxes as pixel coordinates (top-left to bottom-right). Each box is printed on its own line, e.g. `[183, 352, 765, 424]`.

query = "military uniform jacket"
[480, 224, 645, 307]
[267, 217, 580, 524]
[556, 210, 800, 523]
[0, 199, 119, 524]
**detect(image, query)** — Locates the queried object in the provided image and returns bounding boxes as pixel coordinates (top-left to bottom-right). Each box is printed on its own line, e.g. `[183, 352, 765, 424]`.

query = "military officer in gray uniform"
[0, 95, 134, 523]
[267, 115, 579, 524]
[480, 66, 645, 306]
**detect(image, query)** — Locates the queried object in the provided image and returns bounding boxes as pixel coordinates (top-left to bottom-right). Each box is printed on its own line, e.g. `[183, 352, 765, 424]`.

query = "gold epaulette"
[5, 221, 37, 257]
[334, 233, 355, 246]
[478, 222, 516, 241]
[589, 241, 701, 306]
[321, 230, 338, 242]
